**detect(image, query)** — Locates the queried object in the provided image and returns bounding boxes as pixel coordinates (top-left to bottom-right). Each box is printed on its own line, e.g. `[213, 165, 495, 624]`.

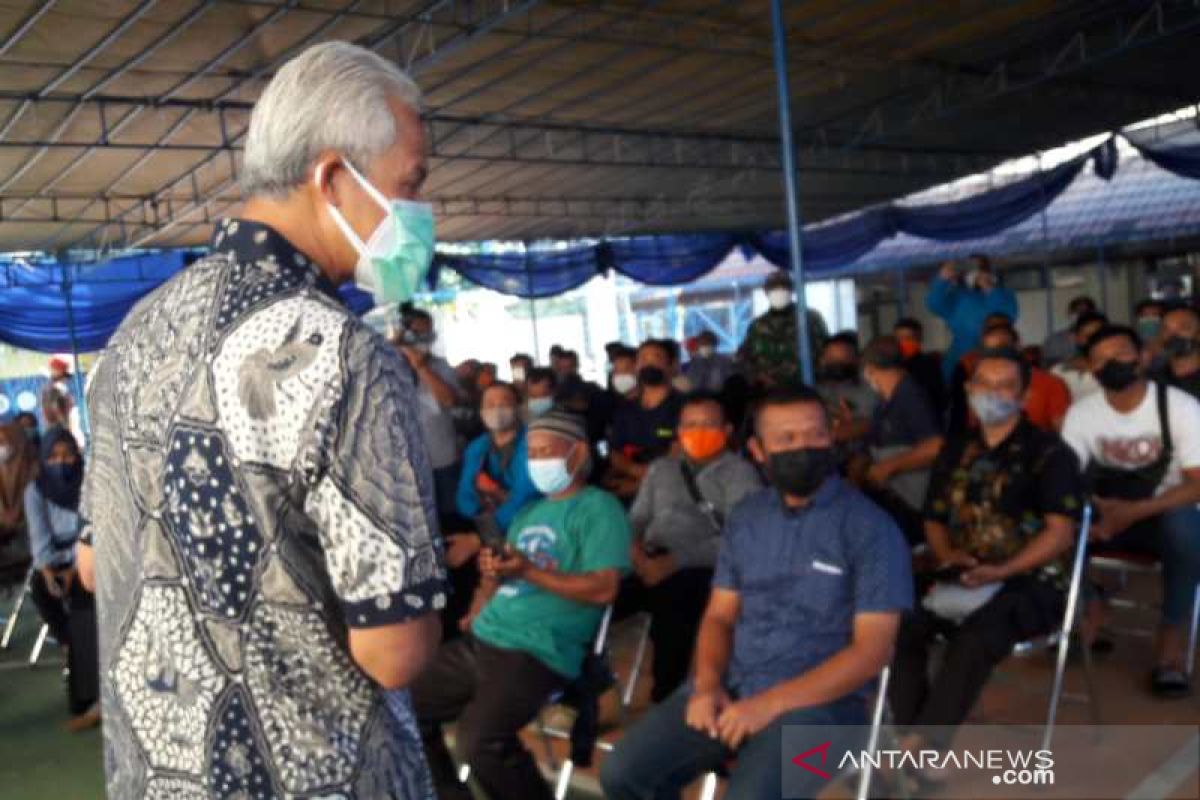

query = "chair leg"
[1187, 584, 1200, 679]
[621, 614, 653, 708]
[457, 764, 471, 785]
[554, 759, 574, 800]
[1079, 630, 1102, 726]
[699, 771, 719, 800]
[536, 712, 558, 771]
[29, 623, 48, 665]
[1, 569, 31, 650]
[857, 666, 890, 800]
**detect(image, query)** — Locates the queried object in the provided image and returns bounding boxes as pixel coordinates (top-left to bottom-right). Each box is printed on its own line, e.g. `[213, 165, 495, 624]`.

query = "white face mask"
[612, 373, 637, 395]
[321, 160, 435, 304]
[697, 345, 716, 359]
[481, 407, 517, 432]
[511, 366, 527, 384]
[767, 288, 792, 310]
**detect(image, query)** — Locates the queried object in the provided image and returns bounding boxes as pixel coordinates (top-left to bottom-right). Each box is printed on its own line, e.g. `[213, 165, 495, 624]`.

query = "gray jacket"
[630, 451, 762, 569]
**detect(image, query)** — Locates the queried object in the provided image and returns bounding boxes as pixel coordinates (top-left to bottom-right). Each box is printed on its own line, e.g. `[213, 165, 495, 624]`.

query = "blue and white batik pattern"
[80, 218, 446, 799]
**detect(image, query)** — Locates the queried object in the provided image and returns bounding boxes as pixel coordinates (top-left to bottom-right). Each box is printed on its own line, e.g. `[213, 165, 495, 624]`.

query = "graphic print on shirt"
[498, 524, 559, 597]
[1097, 434, 1163, 469]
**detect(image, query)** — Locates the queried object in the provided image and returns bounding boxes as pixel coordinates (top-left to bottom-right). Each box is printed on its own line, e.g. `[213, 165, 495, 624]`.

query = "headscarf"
[0, 422, 37, 519]
[35, 427, 83, 512]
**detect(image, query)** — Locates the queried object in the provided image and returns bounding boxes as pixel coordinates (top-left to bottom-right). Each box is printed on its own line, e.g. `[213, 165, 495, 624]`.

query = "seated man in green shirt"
[413, 410, 632, 800]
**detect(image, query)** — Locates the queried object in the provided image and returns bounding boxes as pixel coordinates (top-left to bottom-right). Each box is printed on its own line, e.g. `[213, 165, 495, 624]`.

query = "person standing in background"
[738, 271, 829, 388]
[684, 330, 736, 393]
[893, 317, 947, 412]
[926, 255, 1019, 381]
[1043, 295, 1098, 368]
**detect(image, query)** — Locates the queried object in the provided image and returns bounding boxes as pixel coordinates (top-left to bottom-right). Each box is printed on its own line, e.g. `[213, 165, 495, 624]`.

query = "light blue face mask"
[968, 391, 1022, 426]
[528, 455, 574, 495]
[324, 160, 435, 305]
[526, 397, 554, 419]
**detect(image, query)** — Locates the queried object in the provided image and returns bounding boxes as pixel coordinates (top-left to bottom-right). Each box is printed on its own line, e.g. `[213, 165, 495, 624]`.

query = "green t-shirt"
[471, 486, 632, 679]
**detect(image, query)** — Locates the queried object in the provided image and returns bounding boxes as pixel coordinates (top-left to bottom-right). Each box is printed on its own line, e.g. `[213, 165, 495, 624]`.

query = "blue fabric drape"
[602, 234, 737, 285]
[750, 206, 896, 273]
[437, 244, 601, 299]
[1124, 118, 1200, 181]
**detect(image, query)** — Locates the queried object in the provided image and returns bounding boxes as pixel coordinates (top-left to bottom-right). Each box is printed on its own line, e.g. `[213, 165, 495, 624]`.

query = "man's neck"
[1105, 379, 1149, 413]
[491, 428, 518, 448]
[877, 371, 903, 400]
[640, 386, 670, 408]
[981, 416, 1020, 448]
[240, 197, 345, 286]
[551, 481, 587, 501]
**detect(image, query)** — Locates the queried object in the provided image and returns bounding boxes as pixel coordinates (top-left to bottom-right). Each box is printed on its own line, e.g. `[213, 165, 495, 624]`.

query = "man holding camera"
[412, 410, 631, 800]
[926, 254, 1018, 381]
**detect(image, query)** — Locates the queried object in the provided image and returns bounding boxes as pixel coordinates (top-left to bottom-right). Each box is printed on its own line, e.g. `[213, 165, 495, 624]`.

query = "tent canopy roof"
[0, 0, 1197, 252]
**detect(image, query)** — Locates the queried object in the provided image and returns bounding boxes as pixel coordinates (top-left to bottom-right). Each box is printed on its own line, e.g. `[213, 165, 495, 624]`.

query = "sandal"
[1150, 666, 1191, 698]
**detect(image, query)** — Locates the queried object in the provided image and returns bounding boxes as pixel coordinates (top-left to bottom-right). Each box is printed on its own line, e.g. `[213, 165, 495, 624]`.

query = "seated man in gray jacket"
[617, 392, 762, 701]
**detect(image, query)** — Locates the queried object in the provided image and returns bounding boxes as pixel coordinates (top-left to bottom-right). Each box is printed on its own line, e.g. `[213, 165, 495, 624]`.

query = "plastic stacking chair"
[620, 612, 653, 709]
[697, 664, 894, 800]
[1009, 503, 1098, 751]
[0, 566, 50, 665]
[1090, 547, 1200, 680]
[456, 606, 616, 800]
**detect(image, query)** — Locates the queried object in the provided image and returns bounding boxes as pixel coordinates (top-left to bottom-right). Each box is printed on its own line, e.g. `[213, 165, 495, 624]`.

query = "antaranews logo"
[788, 740, 1055, 788]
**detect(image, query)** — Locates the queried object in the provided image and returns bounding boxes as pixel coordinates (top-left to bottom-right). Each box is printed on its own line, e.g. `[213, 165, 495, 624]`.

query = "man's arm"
[692, 587, 740, 695]
[76, 541, 95, 593]
[715, 612, 900, 748]
[961, 513, 1074, 587]
[486, 548, 620, 605]
[925, 270, 960, 319]
[872, 435, 943, 481]
[1097, 469, 1200, 537]
[413, 358, 459, 409]
[349, 614, 441, 690]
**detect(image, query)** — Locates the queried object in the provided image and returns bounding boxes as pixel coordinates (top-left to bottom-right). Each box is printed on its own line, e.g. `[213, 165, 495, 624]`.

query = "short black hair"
[1162, 301, 1200, 321]
[1068, 295, 1097, 314]
[981, 320, 1019, 344]
[974, 346, 1032, 391]
[969, 253, 992, 271]
[681, 390, 728, 421]
[482, 381, 520, 406]
[752, 384, 829, 434]
[695, 330, 718, 345]
[638, 338, 678, 364]
[862, 336, 906, 370]
[983, 311, 1013, 328]
[510, 353, 533, 366]
[1084, 324, 1142, 357]
[893, 317, 924, 338]
[1072, 310, 1108, 334]
[1135, 299, 1165, 317]
[402, 307, 433, 326]
[823, 331, 860, 354]
[610, 346, 637, 364]
[526, 367, 558, 389]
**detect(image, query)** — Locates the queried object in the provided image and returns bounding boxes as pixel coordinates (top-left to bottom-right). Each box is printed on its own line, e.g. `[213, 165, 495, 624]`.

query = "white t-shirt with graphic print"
[1062, 381, 1200, 497]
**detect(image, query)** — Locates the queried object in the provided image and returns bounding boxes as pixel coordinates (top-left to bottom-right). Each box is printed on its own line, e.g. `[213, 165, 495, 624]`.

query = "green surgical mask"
[324, 160, 435, 305]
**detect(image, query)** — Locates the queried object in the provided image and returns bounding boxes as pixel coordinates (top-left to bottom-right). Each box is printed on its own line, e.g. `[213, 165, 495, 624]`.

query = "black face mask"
[820, 363, 858, 383]
[766, 447, 836, 499]
[1095, 359, 1141, 392]
[638, 366, 667, 387]
[1164, 336, 1200, 360]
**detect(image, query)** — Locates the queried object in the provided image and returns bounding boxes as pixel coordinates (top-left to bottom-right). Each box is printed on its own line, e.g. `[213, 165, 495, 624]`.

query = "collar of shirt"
[210, 217, 343, 304]
[971, 416, 1031, 457]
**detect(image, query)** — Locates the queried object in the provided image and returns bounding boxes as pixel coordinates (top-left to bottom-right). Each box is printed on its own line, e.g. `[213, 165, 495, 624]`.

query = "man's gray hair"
[241, 41, 423, 198]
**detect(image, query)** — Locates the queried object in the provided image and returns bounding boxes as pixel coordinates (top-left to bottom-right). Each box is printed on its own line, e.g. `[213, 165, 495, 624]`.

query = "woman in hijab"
[0, 421, 36, 551]
[24, 427, 99, 731]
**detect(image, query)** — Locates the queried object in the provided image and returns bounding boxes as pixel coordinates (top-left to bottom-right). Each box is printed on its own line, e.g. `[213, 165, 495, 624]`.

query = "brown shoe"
[64, 702, 101, 732]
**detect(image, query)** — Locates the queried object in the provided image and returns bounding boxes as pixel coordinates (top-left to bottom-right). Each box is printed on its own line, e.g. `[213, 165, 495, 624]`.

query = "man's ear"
[312, 153, 345, 206]
[747, 435, 766, 465]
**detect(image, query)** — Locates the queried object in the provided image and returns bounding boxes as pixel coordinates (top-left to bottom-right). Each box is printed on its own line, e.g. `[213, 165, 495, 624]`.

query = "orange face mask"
[898, 338, 921, 359]
[679, 428, 728, 462]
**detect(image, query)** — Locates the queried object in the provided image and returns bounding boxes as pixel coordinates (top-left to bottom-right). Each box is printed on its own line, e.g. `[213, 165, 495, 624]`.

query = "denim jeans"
[600, 685, 866, 800]
[1099, 504, 1200, 626]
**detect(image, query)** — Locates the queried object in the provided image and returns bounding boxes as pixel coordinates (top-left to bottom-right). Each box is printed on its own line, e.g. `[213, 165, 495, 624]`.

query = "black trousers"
[412, 635, 565, 800]
[30, 571, 99, 714]
[890, 576, 1063, 747]
[615, 568, 713, 703]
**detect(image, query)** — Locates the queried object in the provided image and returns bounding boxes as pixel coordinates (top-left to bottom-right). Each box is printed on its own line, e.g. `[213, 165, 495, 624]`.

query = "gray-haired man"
[77, 42, 446, 798]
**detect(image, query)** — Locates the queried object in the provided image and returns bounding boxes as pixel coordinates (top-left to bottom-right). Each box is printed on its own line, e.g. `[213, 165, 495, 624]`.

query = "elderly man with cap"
[76, 42, 446, 798]
[413, 409, 632, 800]
[737, 270, 829, 389]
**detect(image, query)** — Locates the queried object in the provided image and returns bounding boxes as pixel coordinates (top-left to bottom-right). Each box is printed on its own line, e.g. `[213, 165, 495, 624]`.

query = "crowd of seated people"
[385, 263, 1200, 799]
[8, 262, 1198, 798]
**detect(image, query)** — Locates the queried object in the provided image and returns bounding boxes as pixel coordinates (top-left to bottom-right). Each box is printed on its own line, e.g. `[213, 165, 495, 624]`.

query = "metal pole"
[61, 263, 91, 443]
[523, 249, 542, 362]
[1097, 245, 1109, 312]
[1037, 155, 1055, 335]
[894, 269, 909, 317]
[769, 0, 814, 384]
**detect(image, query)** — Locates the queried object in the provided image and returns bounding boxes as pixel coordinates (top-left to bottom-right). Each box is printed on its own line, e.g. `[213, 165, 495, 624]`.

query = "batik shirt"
[79, 218, 447, 800]
[924, 417, 1084, 586]
[736, 305, 828, 387]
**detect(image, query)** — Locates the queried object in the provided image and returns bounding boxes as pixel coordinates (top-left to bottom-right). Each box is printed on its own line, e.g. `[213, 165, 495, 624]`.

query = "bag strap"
[679, 460, 724, 531]
[1156, 380, 1174, 455]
